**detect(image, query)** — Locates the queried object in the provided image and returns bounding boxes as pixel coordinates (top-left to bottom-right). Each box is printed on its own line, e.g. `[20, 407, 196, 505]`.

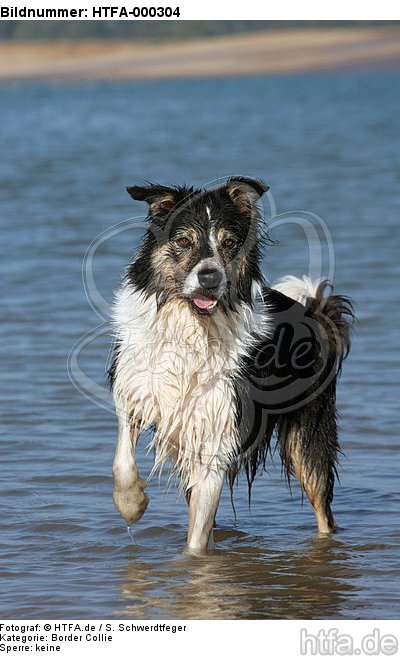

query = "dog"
[108, 177, 354, 552]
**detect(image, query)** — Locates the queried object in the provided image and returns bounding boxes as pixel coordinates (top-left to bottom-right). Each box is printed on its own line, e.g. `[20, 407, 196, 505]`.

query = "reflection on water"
[0, 73, 399, 619]
[116, 526, 382, 620]
[121, 531, 359, 619]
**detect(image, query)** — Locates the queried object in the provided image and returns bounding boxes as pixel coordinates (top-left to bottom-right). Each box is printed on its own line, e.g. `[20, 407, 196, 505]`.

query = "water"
[0, 73, 399, 620]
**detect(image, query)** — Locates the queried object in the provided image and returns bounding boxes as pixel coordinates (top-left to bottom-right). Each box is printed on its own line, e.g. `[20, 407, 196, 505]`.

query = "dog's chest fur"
[112, 283, 268, 487]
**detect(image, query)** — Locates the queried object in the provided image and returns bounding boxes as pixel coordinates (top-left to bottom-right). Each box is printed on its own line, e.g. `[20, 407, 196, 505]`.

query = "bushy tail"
[272, 275, 355, 373]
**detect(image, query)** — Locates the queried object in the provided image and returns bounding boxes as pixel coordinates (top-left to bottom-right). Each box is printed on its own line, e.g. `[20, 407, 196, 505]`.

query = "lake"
[0, 72, 399, 619]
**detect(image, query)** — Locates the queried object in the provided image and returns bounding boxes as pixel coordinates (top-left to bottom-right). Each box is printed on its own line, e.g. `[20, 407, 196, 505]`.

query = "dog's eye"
[222, 238, 236, 250]
[176, 237, 192, 248]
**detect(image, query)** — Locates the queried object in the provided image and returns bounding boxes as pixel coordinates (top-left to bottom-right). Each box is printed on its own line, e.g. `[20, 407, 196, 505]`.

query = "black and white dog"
[109, 177, 354, 552]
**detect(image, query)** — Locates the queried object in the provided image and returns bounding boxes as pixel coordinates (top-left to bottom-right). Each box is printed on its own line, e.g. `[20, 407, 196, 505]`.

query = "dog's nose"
[197, 268, 223, 290]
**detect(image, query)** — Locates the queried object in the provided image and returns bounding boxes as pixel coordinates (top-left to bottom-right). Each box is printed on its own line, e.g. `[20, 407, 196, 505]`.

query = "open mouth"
[190, 293, 218, 315]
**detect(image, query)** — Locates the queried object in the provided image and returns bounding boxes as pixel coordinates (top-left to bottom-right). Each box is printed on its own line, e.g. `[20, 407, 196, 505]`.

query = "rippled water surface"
[0, 73, 399, 619]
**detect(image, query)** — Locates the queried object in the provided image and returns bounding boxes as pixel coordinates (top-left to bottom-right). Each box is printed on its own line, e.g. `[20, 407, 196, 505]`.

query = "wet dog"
[108, 177, 354, 552]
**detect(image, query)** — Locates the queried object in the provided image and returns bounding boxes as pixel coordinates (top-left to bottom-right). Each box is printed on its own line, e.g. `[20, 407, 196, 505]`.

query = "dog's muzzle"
[191, 267, 224, 315]
[183, 259, 226, 316]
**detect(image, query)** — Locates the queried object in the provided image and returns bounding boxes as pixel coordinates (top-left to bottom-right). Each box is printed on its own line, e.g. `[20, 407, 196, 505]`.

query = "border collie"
[108, 177, 354, 553]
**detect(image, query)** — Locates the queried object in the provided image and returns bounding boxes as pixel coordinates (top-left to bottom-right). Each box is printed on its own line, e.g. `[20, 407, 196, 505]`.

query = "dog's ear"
[224, 176, 269, 215]
[126, 183, 177, 219]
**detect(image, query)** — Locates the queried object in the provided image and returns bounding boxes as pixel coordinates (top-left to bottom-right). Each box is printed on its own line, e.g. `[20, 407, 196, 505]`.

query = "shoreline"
[1, 27, 400, 83]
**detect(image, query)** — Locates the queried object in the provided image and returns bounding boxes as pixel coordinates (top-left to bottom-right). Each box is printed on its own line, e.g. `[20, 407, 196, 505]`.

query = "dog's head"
[127, 177, 268, 315]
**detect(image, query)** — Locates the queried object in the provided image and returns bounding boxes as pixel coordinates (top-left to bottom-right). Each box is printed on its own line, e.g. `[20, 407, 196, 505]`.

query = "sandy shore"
[0, 27, 400, 82]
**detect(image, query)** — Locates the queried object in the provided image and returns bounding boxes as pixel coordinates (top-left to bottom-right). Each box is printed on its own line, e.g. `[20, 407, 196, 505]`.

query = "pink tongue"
[192, 296, 215, 310]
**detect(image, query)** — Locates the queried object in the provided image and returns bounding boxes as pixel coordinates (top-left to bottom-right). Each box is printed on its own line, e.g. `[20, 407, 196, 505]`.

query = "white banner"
[0, 0, 399, 20]
[0, 620, 399, 656]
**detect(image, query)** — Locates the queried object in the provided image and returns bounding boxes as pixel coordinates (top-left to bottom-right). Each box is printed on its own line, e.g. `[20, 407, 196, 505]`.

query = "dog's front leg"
[112, 409, 149, 525]
[186, 466, 224, 553]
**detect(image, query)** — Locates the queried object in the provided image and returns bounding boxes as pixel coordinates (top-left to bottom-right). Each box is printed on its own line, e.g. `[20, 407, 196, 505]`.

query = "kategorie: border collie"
[108, 177, 354, 552]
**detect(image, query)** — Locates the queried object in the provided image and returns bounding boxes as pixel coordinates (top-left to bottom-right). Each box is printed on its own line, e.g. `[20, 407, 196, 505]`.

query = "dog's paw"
[113, 478, 149, 525]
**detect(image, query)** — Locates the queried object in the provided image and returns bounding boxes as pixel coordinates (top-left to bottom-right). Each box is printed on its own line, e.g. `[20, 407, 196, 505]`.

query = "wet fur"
[109, 178, 354, 551]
